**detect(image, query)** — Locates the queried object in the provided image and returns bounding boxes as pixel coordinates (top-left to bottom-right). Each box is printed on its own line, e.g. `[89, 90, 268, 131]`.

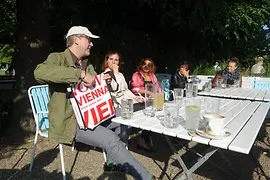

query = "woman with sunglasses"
[131, 58, 160, 152]
[169, 63, 190, 90]
[131, 58, 161, 96]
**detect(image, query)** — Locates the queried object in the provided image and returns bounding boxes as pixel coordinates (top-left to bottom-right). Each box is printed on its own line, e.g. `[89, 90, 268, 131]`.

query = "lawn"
[0, 70, 5, 76]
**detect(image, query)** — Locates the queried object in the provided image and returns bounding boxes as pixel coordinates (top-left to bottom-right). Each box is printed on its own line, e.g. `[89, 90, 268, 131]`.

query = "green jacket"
[34, 49, 97, 144]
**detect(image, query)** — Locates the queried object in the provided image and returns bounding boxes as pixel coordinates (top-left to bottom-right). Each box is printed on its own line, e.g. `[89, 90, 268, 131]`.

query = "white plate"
[196, 129, 231, 140]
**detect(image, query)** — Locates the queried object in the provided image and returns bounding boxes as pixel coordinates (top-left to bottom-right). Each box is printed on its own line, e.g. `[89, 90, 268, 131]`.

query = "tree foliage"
[140, 0, 270, 62]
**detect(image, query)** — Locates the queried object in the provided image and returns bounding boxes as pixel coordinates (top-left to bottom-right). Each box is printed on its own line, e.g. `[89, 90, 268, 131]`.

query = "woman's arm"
[131, 72, 144, 95]
[151, 73, 161, 92]
[212, 72, 221, 88]
[240, 72, 243, 88]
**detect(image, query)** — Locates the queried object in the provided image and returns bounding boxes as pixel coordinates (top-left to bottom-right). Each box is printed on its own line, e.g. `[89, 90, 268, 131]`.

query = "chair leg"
[103, 149, 107, 162]
[71, 140, 75, 151]
[59, 144, 66, 180]
[29, 131, 39, 171]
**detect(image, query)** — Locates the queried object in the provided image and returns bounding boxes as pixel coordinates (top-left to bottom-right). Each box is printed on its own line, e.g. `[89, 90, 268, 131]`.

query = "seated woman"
[131, 58, 160, 152]
[102, 51, 144, 113]
[131, 58, 161, 96]
[212, 57, 242, 88]
[169, 63, 190, 90]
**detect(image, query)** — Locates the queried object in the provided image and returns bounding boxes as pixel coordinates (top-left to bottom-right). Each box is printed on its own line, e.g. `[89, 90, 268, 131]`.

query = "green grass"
[0, 70, 5, 76]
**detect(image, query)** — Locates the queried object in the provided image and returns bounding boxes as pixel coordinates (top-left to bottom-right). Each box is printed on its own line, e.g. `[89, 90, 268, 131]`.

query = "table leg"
[165, 136, 218, 180]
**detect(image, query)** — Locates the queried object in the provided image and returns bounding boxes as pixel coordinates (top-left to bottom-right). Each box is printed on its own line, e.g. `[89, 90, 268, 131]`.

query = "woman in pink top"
[131, 58, 161, 96]
[131, 58, 160, 152]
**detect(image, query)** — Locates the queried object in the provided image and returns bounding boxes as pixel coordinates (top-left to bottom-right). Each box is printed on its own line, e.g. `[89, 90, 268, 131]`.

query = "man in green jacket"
[34, 26, 153, 180]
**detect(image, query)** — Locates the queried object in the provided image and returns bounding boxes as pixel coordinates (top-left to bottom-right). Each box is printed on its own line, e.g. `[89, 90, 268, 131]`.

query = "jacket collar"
[63, 48, 88, 70]
[63, 48, 76, 68]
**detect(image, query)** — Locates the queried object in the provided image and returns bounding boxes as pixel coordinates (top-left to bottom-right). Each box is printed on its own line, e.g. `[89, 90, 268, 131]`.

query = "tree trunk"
[9, 0, 50, 141]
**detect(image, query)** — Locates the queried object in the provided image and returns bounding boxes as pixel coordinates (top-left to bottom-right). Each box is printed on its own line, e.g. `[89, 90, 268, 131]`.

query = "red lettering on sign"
[84, 110, 89, 127]
[85, 92, 93, 102]
[74, 82, 88, 96]
[97, 88, 105, 96]
[104, 85, 108, 93]
[90, 108, 98, 125]
[97, 101, 110, 121]
[91, 90, 99, 99]
[94, 75, 101, 86]
[108, 99, 115, 115]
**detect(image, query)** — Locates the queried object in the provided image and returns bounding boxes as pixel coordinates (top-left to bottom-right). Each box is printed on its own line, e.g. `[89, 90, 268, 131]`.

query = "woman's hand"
[182, 69, 190, 78]
[108, 63, 119, 74]
[135, 96, 145, 103]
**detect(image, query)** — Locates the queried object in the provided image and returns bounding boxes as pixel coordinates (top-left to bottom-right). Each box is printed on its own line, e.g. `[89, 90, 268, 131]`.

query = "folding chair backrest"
[156, 73, 171, 85]
[28, 85, 50, 137]
[161, 79, 173, 101]
[253, 81, 270, 90]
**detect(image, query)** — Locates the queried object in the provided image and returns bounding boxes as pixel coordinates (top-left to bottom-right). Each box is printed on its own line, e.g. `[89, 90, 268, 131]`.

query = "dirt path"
[0, 123, 269, 180]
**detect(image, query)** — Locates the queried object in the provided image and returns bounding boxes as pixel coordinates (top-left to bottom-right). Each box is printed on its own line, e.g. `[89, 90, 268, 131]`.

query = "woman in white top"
[101, 51, 144, 112]
[102, 51, 155, 152]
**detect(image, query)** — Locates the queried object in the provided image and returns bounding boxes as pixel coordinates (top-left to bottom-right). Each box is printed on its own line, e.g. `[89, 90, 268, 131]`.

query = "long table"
[198, 88, 270, 102]
[112, 98, 270, 179]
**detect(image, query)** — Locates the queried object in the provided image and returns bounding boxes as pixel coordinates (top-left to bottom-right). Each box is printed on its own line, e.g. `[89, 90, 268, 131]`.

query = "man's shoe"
[103, 163, 125, 174]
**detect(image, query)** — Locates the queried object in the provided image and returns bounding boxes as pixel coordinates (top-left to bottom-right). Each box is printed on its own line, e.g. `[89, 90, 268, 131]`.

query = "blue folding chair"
[28, 85, 66, 180]
[161, 79, 173, 101]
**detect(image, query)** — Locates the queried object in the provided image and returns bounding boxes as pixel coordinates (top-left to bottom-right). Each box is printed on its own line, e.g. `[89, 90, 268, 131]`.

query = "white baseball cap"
[66, 26, 100, 39]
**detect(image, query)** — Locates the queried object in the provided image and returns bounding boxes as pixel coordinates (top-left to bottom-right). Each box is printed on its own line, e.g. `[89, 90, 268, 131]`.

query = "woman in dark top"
[170, 63, 190, 90]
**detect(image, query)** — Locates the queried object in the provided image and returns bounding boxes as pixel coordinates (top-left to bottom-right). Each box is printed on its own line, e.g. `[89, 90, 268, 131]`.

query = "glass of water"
[185, 83, 193, 98]
[121, 98, 133, 119]
[185, 98, 201, 132]
[203, 97, 220, 115]
[173, 88, 184, 109]
[163, 102, 179, 128]
[144, 84, 156, 117]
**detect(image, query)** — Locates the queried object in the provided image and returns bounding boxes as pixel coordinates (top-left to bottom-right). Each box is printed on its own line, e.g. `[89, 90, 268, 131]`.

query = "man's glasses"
[77, 35, 92, 43]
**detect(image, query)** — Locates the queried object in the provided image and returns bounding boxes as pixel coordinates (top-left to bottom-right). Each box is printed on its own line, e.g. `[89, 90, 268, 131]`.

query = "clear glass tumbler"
[121, 98, 134, 119]
[144, 84, 156, 117]
[163, 102, 179, 128]
[185, 98, 201, 132]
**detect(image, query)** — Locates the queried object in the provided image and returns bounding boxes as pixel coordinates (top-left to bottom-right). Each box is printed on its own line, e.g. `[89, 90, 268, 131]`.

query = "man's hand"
[81, 70, 95, 87]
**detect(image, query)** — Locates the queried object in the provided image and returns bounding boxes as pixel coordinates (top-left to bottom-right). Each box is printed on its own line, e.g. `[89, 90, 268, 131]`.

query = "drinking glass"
[185, 83, 193, 98]
[144, 84, 156, 117]
[173, 88, 184, 108]
[204, 81, 212, 92]
[163, 102, 179, 128]
[203, 97, 220, 115]
[185, 98, 201, 132]
[221, 76, 227, 88]
[216, 77, 222, 88]
[232, 79, 240, 88]
[192, 84, 198, 97]
[153, 83, 164, 111]
[121, 98, 133, 119]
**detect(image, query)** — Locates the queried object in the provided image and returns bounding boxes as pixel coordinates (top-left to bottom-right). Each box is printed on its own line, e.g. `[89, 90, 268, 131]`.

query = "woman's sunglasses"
[143, 62, 152, 66]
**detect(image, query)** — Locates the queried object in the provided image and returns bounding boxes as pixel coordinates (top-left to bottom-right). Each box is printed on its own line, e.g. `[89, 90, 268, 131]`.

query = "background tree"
[9, 0, 50, 139]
